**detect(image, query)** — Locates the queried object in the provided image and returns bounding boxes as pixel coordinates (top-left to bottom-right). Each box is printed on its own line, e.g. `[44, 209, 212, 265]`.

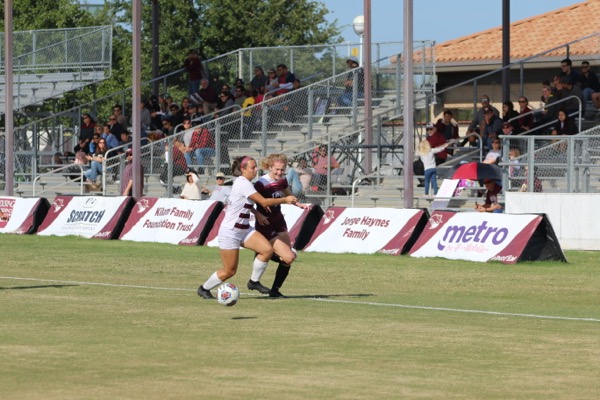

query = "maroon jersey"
[254, 174, 289, 239]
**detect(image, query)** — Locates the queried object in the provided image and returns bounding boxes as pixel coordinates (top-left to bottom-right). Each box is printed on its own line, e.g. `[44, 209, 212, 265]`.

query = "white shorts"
[218, 227, 258, 250]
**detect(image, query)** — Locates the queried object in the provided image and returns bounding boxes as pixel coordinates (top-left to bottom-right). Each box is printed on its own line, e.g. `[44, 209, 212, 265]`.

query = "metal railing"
[32, 164, 87, 196]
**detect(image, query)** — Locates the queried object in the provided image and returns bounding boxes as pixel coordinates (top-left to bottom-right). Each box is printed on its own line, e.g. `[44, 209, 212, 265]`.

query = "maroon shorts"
[256, 218, 288, 241]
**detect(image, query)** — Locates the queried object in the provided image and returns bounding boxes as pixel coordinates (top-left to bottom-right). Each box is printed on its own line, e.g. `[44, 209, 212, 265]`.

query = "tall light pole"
[352, 15, 364, 66]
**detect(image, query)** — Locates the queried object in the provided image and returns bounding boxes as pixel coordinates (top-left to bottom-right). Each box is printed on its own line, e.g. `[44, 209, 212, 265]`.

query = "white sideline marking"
[2, 276, 599, 323]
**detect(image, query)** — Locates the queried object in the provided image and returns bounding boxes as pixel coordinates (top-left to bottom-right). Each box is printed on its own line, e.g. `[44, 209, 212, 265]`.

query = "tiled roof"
[435, 0, 600, 64]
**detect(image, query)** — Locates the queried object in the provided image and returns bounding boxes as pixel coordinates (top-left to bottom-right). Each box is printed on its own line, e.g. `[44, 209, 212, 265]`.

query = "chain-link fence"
[501, 126, 600, 194]
[0, 26, 113, 110]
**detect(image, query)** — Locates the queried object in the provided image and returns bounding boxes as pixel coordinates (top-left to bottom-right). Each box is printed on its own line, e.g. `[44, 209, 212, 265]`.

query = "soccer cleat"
[269, 289, 286, 298]
[247, 280, 270, 294]
[197, 285, 215, 299]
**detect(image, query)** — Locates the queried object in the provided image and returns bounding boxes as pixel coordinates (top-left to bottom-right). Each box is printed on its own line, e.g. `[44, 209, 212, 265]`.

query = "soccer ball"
[217, 283, 239, 307]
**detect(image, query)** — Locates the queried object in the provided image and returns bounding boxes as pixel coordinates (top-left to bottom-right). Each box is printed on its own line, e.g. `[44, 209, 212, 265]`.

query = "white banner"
[119, 198, 221, 245]
[409, 211, 543, 263]
[37, 196, 131, 239]
[303, 207, 425, 255]
[0, 197, 44, 234]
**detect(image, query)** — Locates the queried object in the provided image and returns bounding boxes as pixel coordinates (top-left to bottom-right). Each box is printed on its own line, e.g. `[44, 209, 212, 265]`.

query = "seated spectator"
[250, 66, 268, 92]
[120, 148, 144, 196]
[160, 139, 188, 186]
[480, 106, 503, 150]
[265, 68, 279, 93]
[233, 85, 247, 107]
[80, 113, 97, 142]
[483, 139, 502, 164]
[275, 64, 296, 96]
[559, 58, 583, 88]
[101, 124, 120, 149]
[466, 95, 500, 137]
[169, 103, 184, 126]
[286, 163, 304, 198]
[537, 85, 560, 128]
[84, 138, 108, 185]
[74, 137, 91, 155]
[161, 118, 175, 137]
[556, 75, 584, 117]
[119, 131, 132, 150]
[580, 61, 600, 102]
[180, 170, 203, 200]
[338, 56, 364, 107]
[191, 78, 218, 116]
[551, 110, 579, 136]
[501, 101, 519, 130]
[112, 104, 128, 131]
[294, 158, 313, 193]
[516, 97, 534, 133]
[202, 172, 232, 202]
[508, 148, 521, 188]
[214, 91, 235, 118]
[139, 100, 152, 130]
[475, 179, 503, 213]
[183, 121, 215, 173]
[311, 144, 339, 190]
[107, 114, 124, 138]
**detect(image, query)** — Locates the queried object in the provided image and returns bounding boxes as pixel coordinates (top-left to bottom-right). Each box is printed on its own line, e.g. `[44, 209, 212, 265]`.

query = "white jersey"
[219, 176, 256, 233]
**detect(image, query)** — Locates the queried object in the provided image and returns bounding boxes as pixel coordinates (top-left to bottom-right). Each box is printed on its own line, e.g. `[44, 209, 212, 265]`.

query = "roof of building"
[435, 0, 600, 64]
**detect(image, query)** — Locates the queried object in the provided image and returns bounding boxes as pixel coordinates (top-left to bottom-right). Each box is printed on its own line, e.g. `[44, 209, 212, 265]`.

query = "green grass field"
[1, 235, 599, 399]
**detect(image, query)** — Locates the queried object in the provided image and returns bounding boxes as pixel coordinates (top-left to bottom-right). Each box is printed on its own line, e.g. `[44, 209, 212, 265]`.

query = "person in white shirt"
[418, 137, 452, 196]
[197, 156, 298, 299]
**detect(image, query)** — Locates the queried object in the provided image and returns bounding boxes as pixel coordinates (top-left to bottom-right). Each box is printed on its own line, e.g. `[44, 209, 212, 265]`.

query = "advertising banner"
[119, 198, 223, 245]
[409, 211, 567, 264]
[204, 204, 322, 248]
[0, 197, 49, 234]
[37, 196, 133, 239]
[302, 207, 427, 255]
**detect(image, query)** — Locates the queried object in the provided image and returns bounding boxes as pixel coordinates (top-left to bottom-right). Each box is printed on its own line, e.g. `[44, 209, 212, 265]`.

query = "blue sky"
[323, 0, 582, 45]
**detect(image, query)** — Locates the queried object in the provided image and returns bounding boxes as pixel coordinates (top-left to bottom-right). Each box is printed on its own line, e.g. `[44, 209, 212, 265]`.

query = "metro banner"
[119, 197, 223, 245]
[409, 211, 567, 264]
[37, 196, 133, 239]
[302, 207, 428, 255]
[204, 204, 322, 248]
[0, 196, 49, 234]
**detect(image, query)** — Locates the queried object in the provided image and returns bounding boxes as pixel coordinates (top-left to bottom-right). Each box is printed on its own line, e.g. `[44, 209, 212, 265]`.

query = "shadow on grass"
[252, 293, 374, 300]
[0, 284, 78, 290]
[230, 316, 258, 320]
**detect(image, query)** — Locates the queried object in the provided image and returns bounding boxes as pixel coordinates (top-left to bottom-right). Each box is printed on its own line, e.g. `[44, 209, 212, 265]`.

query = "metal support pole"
[501, 0, 510, 102]
[151, 0, 160, 96]
[132, 0, 142, 198]
[363, 0, 373, 175]
[402, 0, 414, 208]
[4, 0, 14, 196]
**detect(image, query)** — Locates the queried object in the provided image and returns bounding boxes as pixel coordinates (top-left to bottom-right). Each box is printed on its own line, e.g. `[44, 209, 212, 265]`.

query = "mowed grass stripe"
[3, 275, 599, 323]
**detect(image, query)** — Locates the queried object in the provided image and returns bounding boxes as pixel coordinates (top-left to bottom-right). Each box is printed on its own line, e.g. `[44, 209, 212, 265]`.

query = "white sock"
[250, 258, 269, 282]
[202, 272, 223, 290]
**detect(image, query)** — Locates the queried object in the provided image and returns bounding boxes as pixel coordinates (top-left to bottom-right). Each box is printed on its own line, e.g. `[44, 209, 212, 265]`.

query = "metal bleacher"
[0, 26, 112, 111]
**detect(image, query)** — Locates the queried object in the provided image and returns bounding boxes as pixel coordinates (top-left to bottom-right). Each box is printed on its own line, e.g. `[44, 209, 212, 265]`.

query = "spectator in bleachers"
[184, 49, 206, 95]
[425, 123, 448, 165]
[265, 68, 279, 93]
[475, 179, 503, 213]
[202, 172, 232, 202]
[580, 61, 600, 102]
[501, 101, 519, 130]
[120, 148, 143, 196]
[180, 97, 191, 119]
[551, 110, 579, 136]
[537, 85, 559, 128]
[483, 139, 502, 165]
[466, 95, 499, 138]
[149, 108, 163, 132]
[234, 85, 247, 107]
[418, 138, 452, 196]
[168, 104, 184, 127]
[88, 132, 102, 153]
[102, 124, 120, 149]
[214, 91, 235, 118]
[188, 103, 204, 123]
[161, 118, 175, 137]
[180, 170, 203, 200]
[434, 110, 459, 142]
[242, 90, 257, 116]
[107, 114, 124, 137]
[74, 137, 91, 155]
[250, 66, 268, 92]
[516, 97, 534, 133]
[338, 56, 364, 107]
[557, 75, 585, 117]
[80, 113, 97, 142]
[119, 131, 132, 150]
[112, 104, 128, 130]
[255, 86, 266, 104]
[480, 106, 503, 151]
[191, 78, 218, 116]
[84, 138, 108, 185]
[183, 120, 215, 173]
[294, 158, 313, 194]
[559, 58, 583, 88]
[311, 144, 339, 190]
[234, 78, 249, 96]
[138, 100, 152, 130]
[275, 64, 296, 96]
[160, 139, 188, 185]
